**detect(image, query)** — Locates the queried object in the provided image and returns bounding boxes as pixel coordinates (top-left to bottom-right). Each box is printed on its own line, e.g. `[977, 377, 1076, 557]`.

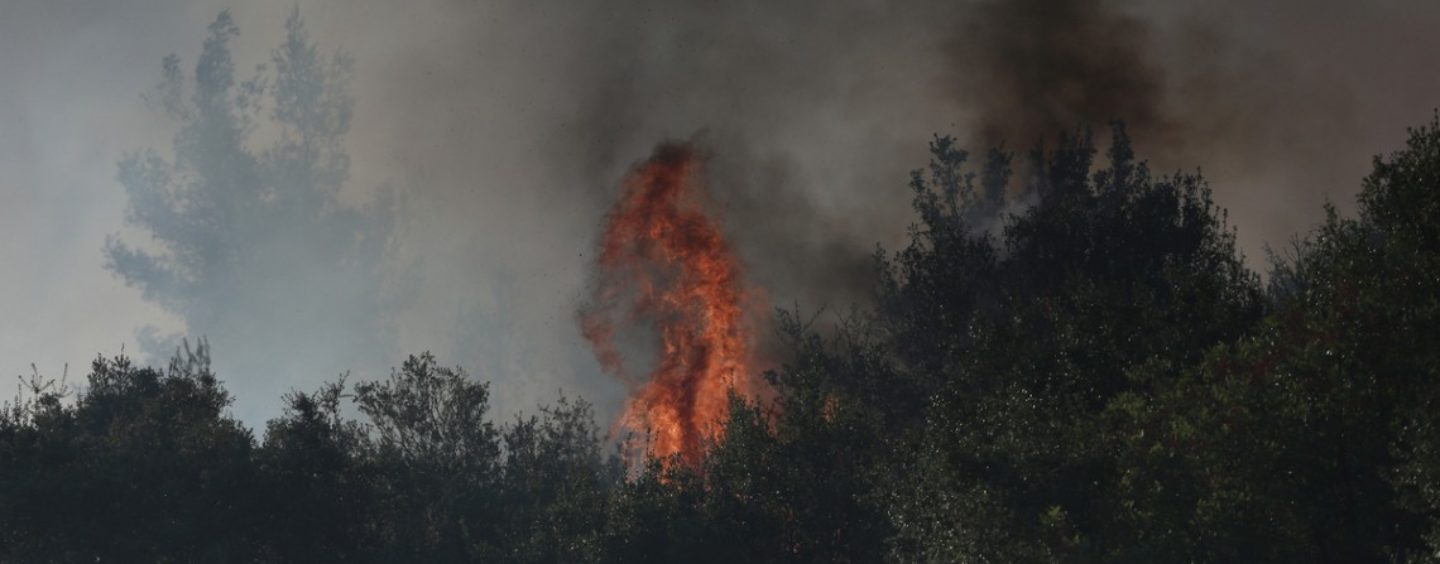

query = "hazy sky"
[4, 0, 1439, 430]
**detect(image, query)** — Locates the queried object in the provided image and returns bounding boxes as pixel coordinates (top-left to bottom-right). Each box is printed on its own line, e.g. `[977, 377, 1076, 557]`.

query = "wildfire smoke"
[580, 143, 766, 468]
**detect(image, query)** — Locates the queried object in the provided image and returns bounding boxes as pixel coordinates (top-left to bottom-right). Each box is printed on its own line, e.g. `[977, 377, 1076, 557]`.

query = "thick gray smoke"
[4, 0, 1439, 429]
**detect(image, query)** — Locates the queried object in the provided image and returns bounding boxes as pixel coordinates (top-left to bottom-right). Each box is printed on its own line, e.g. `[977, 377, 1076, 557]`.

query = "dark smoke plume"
[955, 0, 1168, 149]
[946, 0, 1359, 235]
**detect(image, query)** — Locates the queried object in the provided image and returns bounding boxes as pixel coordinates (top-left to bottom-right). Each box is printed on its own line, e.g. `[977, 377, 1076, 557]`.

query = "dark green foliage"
[0, 348, 624, 563]
[354, 355, 501, 559]
[1101, 116, 1440, 562]
[846, 124, 1263, 560]
[493, 398, 620, 562]
[257, 379, 376, 561]
[0, 341, 258, 562]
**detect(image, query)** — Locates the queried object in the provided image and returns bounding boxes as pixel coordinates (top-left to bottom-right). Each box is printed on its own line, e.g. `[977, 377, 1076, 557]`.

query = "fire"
[580, 143, 765, 468]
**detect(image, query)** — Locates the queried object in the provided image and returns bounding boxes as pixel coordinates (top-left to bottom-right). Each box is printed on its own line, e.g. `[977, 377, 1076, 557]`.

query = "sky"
[3, 0, 1440, 430]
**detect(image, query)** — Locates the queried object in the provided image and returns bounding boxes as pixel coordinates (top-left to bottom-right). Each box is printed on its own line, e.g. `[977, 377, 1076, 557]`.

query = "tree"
[104, 9, 398, 407]
[1096, 116, 1440, 562]
[781, 124, 1264, 559]
[256, 378, 379, 561]
[351, 353, 501, 559]
[0, 342, 260, 562]
[491, 397, 621, 562]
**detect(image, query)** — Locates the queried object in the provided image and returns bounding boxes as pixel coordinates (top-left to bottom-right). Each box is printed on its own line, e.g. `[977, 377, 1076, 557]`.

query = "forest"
[5, 10, 1440, 564]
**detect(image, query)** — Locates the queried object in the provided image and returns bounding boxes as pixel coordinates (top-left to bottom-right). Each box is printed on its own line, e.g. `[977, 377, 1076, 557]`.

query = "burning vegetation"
[579, 143, 768, 467]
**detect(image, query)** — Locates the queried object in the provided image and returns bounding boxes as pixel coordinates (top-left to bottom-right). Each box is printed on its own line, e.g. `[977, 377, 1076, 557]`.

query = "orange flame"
[580, 143, 764, 468]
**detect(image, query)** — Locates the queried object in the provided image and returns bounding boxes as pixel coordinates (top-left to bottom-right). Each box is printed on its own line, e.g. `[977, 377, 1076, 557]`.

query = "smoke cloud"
[3, 0, 1439, 429]
[955, 0, 1167, 148]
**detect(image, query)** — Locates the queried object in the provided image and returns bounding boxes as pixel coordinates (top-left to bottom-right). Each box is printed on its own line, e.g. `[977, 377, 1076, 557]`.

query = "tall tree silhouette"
[104, 10, 398, 406]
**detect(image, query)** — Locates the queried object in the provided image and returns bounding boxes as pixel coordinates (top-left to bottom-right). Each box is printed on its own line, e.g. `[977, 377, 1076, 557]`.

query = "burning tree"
[580, 143, 769, 467]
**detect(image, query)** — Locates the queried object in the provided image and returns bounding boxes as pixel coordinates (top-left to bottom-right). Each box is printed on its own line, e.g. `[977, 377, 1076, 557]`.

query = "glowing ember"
[580, 143, 764, 467]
